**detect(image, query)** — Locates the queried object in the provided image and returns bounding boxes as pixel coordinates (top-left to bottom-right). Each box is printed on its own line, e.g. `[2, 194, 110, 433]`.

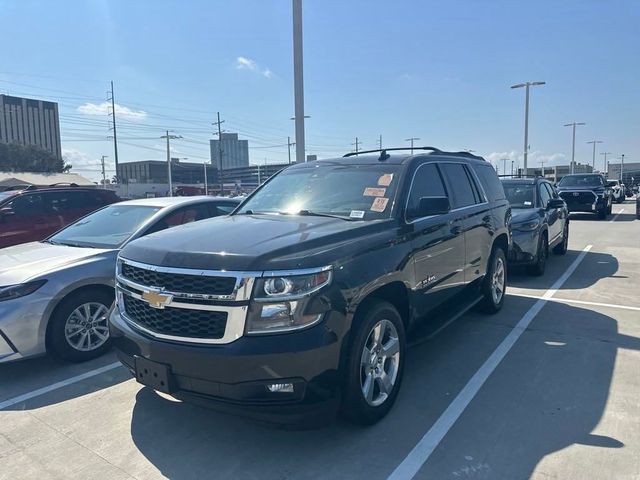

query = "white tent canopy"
[0, 172, 95, 188]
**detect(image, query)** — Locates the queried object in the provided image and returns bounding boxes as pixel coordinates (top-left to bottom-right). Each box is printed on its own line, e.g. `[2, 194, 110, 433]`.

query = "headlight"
[513, 220, 539, 232]
[0, 280, 47, 302]
[247, 267, 332, 334]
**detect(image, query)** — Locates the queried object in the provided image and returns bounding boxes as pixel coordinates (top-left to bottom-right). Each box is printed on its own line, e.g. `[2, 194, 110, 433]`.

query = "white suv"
[607, 179, 625, 204]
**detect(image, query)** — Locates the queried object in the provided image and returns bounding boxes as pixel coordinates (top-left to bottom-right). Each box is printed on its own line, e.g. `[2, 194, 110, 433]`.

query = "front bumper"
[560, 192, 607, 213]
[0, 293, 50, 363]
[109, 308, 345, 422]
[508, 229, 539, 265]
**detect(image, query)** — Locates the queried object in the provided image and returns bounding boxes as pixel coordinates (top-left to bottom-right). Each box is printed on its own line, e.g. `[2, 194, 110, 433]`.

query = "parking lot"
[1, 200, 638, 480]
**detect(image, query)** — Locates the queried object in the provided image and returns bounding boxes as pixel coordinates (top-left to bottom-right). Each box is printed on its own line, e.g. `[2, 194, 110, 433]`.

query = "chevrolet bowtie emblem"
[142, 291, 173, 309]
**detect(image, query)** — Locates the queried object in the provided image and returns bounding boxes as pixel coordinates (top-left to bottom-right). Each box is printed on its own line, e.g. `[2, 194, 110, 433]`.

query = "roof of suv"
[295, 151, 487, 167]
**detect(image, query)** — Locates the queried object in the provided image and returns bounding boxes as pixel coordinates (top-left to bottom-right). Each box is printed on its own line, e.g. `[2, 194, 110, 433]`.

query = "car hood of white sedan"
[0, 241, 114, 286]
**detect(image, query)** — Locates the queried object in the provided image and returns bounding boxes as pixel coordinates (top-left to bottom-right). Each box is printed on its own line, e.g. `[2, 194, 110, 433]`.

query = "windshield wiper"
[293, 210, 356, 221]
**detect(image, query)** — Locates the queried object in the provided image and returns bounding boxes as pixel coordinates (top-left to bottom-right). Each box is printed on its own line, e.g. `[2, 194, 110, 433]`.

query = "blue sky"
[1, 0, 638, 180]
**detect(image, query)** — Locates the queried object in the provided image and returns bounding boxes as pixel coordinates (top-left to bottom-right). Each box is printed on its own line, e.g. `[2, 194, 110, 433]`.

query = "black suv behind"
[110, 148, 511, 424]
[556, 173, 612, 219]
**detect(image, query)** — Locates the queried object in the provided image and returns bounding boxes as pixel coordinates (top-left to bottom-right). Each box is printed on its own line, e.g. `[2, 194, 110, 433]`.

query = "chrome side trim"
[261, 265, 332, 277]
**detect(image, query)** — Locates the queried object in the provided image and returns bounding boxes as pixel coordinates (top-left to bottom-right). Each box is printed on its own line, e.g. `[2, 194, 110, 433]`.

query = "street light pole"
[564, 122, 586, 174]
[586, 140, 603, 170]
[620, 154, 625, 182]
[600, 152, 612, 175]
[511, 81, 545, 173]
[292, 0, 306, 163]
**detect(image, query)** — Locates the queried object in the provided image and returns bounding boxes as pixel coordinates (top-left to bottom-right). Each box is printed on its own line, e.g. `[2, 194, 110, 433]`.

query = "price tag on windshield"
[378, 174, 393, 186]
[370, 197, 389, 212]
[363, 187, 386, 197]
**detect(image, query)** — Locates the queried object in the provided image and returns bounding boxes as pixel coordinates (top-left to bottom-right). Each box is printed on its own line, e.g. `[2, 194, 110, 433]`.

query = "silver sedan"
[0, 195, 240, 363]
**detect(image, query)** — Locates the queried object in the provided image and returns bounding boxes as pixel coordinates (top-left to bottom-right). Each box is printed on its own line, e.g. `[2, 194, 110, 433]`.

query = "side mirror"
[409, 196, 450, 219]
[547, 198, 565, 210]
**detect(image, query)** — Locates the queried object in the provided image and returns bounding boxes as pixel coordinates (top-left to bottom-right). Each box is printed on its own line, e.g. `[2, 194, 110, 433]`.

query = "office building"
[222, 163, 289, 190]
[0, 94, 62, 158]
[607, 162, 640, 184]
[518, 163, 593, 182]
[210, 133, 249, 170]
[118, 159, 218, 185]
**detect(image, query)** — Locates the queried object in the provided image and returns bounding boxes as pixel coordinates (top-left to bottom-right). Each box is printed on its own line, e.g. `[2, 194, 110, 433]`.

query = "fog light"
[267, 383, 294, 393]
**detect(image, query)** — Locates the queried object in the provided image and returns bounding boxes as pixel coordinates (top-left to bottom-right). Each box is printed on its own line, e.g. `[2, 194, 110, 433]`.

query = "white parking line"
[509, 292, 640, 312]
[387, 245, 593, 480]
[0, 361, 123, 411]
[610, 208, 625, 222]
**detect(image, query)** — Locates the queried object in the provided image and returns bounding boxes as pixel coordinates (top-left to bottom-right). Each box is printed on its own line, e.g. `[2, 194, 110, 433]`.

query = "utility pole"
[378, 134, 383, 150]
[501, 158, 508, 176]
[212, 112, 225, 194]
[586, 140, 603, 170]
[600, 152, 612, 175]
[539, 160, 547, 177]
[351, 137, 361, 154]
[100, 155, 108, 188]
[292, 0, 306, 163]
[620, 154, 625, 182]
[160, 131, 181, 197]
[511, 81, 545, 173]
[405, 137, 420, 154]
[107, 81, 120, 183]
[564, 122, 586, 174]
[511, 160, 514, 177]
[203, 160, 208, 195]
[287, 136, 295, 164]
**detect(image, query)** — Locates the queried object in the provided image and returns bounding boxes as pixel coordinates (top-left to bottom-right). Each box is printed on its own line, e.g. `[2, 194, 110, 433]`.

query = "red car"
[0, 187, 120, 248]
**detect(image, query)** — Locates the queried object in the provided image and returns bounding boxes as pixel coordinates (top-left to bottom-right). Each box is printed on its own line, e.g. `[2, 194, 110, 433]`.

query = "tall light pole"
[405, 137, 420, 153]
[511, 81, 545, 173]
[600, 152, 612, 175]
[502, 158, 508, 176]
[586, 140, 603, 170]
[161, 130, 182, 197]
[292, 0, 306, 163]
[564, 122, 586, 174]
[619, 154, 625, 182]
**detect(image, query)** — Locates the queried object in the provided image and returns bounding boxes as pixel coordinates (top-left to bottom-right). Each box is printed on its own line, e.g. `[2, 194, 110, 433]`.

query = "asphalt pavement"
[1, 200, 638, 480]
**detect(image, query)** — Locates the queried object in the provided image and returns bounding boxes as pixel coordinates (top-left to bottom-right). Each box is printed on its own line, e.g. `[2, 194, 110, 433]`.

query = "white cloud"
[235, 56, 273, 78]
[485, 150, 567, 172]
[77, 102, 147, 121]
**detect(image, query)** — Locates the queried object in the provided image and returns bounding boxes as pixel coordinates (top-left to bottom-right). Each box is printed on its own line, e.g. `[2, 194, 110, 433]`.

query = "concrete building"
[0, 94, 62, 158]
[222, 163, 289, 191]
[518, 163, 593, 182]
[607, 162, 640, 185]
[210, 133, 249, 170]
[117, 159, 218, 185]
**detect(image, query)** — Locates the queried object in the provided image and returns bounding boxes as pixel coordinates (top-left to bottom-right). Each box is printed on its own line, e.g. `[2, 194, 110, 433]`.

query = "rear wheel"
[48, 289, 114, 362]
[553, 222, 569, 255]
[341, 300, 406, 425]
[476, 246, 506, 314]
[527, 232, 548, 276]
[598, 206, 608, 220]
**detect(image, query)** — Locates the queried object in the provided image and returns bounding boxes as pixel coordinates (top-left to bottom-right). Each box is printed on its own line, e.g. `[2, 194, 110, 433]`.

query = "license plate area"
[134, 356, 173, 394]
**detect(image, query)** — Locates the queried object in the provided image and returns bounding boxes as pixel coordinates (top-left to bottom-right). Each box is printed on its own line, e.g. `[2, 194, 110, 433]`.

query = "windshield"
[503, 183, 535, 209]
[558, 175, 603, 187]
[237, 164, 401, 220]
[48, 204, 161, 249]
[0, 192, 15, 204]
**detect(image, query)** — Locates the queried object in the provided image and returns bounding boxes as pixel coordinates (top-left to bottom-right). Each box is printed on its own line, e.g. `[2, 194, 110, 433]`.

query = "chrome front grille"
[116, 259, 258, 344]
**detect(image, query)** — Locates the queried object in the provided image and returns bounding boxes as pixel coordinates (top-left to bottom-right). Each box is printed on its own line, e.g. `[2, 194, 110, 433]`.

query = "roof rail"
[343, 147, 442, 158]
[48, 182, 79, 187]
[498, 174, 543, 179]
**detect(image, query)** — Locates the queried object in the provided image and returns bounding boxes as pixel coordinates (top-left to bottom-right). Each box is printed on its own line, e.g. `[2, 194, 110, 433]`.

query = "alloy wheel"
[360, 319, 401, 407]
[64, 302, 110, 352]
[491, 256, 506, 304]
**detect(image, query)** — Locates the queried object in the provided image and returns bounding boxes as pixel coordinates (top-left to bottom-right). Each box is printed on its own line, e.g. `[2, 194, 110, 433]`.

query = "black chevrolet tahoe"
[109, 147, 511, 425]
[556, 173, 613, 219]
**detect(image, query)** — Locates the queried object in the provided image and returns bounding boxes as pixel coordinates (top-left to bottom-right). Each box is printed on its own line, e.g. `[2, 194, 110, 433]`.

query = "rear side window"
[472, 164, 506, 202]
[538, 183, 551, 207]
[543, 182, 557, 199]
[406, 163, 448, 217]
[439, 163, 478, 209]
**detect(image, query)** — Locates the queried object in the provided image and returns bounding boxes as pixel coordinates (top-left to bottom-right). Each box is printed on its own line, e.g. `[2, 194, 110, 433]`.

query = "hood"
[0, 242, 114, 286]
[511, 209, 540, 224]
[120, 214, 397, 271]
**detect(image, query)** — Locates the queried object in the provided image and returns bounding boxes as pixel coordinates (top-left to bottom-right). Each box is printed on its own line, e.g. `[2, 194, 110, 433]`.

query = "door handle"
[450, 225, 463, 236]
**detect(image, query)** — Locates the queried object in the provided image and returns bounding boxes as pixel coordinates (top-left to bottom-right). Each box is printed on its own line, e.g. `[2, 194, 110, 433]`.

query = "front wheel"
[527, 233, 548, 276]
[341, 300, 406, 425]
[553, 222, 569, 255]
[48, 289, 114, 362]
[476, 246, 507, 314]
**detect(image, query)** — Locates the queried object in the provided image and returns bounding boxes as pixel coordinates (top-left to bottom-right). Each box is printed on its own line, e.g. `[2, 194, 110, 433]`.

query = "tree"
[0, 142, 72, 173]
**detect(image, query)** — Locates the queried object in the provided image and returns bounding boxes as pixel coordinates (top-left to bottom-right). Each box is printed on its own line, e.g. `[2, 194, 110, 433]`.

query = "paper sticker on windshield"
[350, 210, 365, 219]
[363, 187, 386, 197]
[524, 201, 532, 206]
[378, 174, 394, 186]
[370, 197, 389, 212]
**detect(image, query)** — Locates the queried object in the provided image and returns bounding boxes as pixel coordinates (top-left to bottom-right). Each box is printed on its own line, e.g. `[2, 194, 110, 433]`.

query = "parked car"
[607, 179, 625, 204]
[556, 173, 613, 220]
[0, 187, 120, 248]
[0, 196, 240, 363]
[502, 177, 568, 276]
[110, 147, 511, 425]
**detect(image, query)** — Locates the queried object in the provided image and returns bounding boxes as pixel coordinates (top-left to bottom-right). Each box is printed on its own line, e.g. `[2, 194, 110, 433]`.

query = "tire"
[341, 300, 406, 425]
[598, 206, 607, 220]
[553, 222, 569, 255]
[527, 232, 548, 277]
[477, 246, 507, 314]
[48, 288, 114, 362]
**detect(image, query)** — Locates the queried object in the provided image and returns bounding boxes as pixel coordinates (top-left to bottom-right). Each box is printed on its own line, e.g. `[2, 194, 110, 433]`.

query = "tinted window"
[558, 175, 604, 187]
[7, 194, 45, 216]
[406, 163, 447, 217]
[543, 182, 557, 199]
[473, 164, 506, 201]
[43, 191, 81, 213]
[161, 204, 211, 228]
[212, 203, 238, 216]
[440, 163, 477, 208]
[538, 183, 551, 207]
